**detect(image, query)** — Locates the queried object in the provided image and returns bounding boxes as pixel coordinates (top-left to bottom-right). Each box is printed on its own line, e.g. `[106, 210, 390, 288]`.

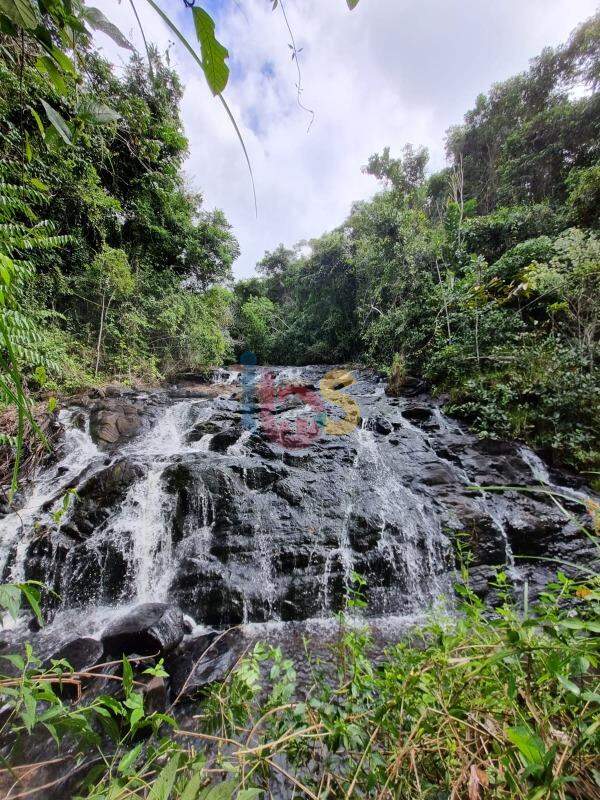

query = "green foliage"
[462, 205, 565, 264]
[567, 163, 600, 227]
[193, 6, 230, 96]
[237, 295, 277, 362]
[240, 15, 600, 471]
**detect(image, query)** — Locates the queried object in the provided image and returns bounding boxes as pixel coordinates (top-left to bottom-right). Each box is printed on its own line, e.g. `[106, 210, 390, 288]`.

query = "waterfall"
[0, 410, 102, 580]
[1, 366, 589, 635]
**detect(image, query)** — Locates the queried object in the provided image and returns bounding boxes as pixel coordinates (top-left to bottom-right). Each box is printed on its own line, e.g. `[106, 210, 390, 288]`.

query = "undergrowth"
[0, 503, 599, 799]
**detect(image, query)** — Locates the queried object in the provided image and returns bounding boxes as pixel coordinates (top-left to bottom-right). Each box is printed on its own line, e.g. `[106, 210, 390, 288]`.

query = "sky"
[91, 0, 598, 278]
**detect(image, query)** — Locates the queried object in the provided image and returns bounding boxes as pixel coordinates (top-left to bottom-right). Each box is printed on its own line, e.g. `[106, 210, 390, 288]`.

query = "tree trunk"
[94, 293, 106, 377]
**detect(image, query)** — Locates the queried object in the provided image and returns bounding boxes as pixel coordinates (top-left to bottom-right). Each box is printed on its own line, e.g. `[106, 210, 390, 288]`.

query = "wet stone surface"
[0, 365, 595, 639]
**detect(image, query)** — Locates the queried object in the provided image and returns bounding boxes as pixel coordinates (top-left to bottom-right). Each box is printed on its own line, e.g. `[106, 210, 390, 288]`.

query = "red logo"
[257, 370, 326, 449]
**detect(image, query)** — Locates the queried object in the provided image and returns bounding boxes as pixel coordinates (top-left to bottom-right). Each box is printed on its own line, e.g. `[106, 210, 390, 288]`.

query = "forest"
[0, 2, 599, 799]
[234, 13, 600, 475]
[0, 8, 598, 475]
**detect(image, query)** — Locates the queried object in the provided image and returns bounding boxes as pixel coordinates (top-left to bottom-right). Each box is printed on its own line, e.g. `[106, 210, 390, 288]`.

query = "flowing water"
[0, 366, 594, 646]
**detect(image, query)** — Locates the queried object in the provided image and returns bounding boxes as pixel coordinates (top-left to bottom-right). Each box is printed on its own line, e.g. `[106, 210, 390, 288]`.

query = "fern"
[0, 174, 68, 496]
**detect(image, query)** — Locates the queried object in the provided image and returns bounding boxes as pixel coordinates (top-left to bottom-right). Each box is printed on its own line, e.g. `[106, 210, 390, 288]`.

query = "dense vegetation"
[234, 15, 600, 474]
[0, 40, 239, 391]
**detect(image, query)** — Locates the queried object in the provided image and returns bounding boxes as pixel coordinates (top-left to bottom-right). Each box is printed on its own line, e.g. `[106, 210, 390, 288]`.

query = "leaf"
[83, 6, 134, 50]
[0, 584, 21, 619]
[40, 101, 72, 145]
[180, 772, 203, 800]
[199, 781, 237, 800]
[507, 725, 546, 767]
[237, 790, 262, 800]
[193, 7, 230, 96]
[36, 55, 68, 95]
[118, 743, 143, 775]
[29, 108, 46, 140]
[0, 0, 39, 29]
[147, 753, 180, 800]
[77, 100, 120, 124]
[122, 656, 133, 696]
[346, 0, 360, 8]
[557, 674, 581, 695]
[18, 582, 43, 625]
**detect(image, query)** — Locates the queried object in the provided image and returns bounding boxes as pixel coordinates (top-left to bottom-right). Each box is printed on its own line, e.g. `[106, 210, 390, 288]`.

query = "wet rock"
[418, 462, 455, 487]
[209, 427, 242, 453]
[187, 420, 221, 443]
[61, 459, 144, 541]
[101, 604, 185, 656]
[45, 637, 104, 672]
[143, 676, 167, 713]
[401, 376, 428, 396]
[402, 405, 434, 422]
[231, 463, 281, 490]
[274, 478, 303, 505]
[165, 630, 243, 699]
[170, 562, 245, 626]
[365, 416, 393, 435]
[90, 400, 142, 446]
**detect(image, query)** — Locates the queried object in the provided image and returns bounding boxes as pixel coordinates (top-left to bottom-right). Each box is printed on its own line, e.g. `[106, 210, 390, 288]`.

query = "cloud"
[91, 0, 597, 277]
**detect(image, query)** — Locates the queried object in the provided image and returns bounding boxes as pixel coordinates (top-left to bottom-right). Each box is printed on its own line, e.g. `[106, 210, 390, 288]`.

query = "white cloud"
[92, 0, 597, 277]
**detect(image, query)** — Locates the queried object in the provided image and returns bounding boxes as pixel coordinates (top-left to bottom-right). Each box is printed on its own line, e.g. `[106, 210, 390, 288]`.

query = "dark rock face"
[165, 630, 244, 700]
[6, 366, 596, 633]
[45, 637, 104, 672]
[101, 604, 185, 656]
[61, 459, 144, 541]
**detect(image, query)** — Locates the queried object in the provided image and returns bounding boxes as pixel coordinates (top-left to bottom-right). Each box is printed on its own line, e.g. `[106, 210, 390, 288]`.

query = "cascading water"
[0, 366, 594, 637]
[0, 409, 102, 581]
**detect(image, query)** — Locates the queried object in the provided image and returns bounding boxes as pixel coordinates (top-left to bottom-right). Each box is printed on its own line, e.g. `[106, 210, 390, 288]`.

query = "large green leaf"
[83, 6, 134, 50]
[193, 6, 229, 96]
[147, 754, 180, 800]
[40, 101, 72, 145]
[0, 0, 39, 29]
[77, 99, 121, 124]
[507, 725, 546, 767]
[346, 0, 360, 8]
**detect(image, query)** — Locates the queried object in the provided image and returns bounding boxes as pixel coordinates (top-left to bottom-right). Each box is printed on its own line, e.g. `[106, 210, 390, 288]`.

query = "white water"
[0, 410, 102, 580]
[3, 367, 584, 640]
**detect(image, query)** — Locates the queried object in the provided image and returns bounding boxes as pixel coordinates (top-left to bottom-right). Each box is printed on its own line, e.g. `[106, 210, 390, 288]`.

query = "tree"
[522, 228, 600, 365]
[85, 246, 134, 375]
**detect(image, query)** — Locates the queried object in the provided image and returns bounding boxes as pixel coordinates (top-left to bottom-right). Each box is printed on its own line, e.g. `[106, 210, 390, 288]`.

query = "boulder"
[44, 637, 104, 672]
[101, 604, 185, 656]
[402, 405, 434, 423]
[165, 629, 244, 700]
[365, 416, 393, 435]
[90, 400, 142, 447]
[60, 459, 144, 540]
[209, 427, 242, 453]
